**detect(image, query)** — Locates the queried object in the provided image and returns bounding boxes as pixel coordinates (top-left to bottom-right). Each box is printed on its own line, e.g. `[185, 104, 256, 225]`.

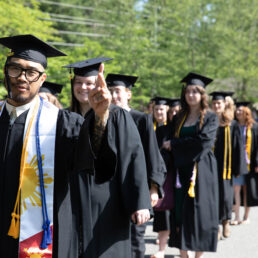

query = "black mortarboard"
[63, 57, 112, 77]
[39, 81, 63, 96]
[235, 101, 251, 108]
[106, 73, 138, 89]
[180, 72, 213, 88]
[209, 91, 234, 100]
[0, 35, 66, 68]
[167, 98, 181, 107]
[151, 97, 170, 105]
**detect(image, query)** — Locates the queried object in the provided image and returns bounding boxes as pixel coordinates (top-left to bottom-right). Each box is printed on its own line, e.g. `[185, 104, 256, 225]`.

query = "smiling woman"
[64, 57, 112, 117]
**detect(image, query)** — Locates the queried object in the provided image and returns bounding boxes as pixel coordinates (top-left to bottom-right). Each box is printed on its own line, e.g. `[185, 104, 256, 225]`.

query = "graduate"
[167, 98, 181, 122]
[210, 91, 244, 239]
[38, 81, 63, 108]
[106, 73, 166, 258]
[0, 35, 111, 257]
[233, 102, 258, 224]
[152, 98, 181, 258]
[151, 97, 169, 131]
[66, 57, 112, 117]
[162, 72, 219, 258]
[64, 60, 152, 258]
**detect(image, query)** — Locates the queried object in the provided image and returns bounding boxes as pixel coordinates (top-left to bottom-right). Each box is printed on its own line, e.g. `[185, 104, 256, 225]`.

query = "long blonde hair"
[219, 96, 235, 126]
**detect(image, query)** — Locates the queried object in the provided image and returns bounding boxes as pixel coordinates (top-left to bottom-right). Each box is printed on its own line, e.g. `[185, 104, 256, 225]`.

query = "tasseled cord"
[223, 126, 232, 180]
[8, 99, 40, 238]
[245, 127, 252, 171]
[188, 163, 197, 198]
[174, 113, 198, 197]
[36, 98, 52, 249]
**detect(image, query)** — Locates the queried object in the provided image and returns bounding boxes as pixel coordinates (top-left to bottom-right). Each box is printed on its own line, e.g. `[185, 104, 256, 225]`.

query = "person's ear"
[127, 90, 132, 101]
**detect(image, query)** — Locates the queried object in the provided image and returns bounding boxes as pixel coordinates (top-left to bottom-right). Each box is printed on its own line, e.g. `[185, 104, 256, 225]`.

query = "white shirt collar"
[5, 97, 37, 117]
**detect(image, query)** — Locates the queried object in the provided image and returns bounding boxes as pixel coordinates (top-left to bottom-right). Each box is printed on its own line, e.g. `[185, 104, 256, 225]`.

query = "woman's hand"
[161, 140, 171, 151]
[88, 63, 111, 122]
[131, 209, 150, 225]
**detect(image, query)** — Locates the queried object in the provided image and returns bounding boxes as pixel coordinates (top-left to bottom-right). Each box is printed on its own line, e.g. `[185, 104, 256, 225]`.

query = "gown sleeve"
[76, 106, 152, 216]
[231, 120, 246, 176]
[140, 113, 166, 197]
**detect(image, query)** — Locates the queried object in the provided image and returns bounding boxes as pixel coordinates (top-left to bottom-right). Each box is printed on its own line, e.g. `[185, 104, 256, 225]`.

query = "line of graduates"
[149, 76, 258, 258]
[0, 34, 167, 258]
[0, 33, 257, 258]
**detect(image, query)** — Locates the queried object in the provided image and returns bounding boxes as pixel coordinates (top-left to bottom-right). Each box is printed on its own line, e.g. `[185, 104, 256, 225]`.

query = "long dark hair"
[69, 77, 82, 115]
[174, 85, 209, 136]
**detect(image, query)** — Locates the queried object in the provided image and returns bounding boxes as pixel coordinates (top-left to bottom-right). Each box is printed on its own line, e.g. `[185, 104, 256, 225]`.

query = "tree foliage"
[0, 0, 257, 110]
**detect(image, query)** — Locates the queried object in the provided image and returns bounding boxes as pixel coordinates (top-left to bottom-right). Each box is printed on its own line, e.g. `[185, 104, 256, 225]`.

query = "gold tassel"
[153, 121, 156, 131]
[8, 213, 20, 239]
[14, 215, 20, 239]
[227, 168, 232, 179]
[188, 181, 195, 198]
[246, 127, 252, 171]
[188, 163, 197, 198]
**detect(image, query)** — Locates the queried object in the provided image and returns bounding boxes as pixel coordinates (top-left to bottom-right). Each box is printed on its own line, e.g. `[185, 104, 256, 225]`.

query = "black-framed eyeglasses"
[6, 64, 44, 83]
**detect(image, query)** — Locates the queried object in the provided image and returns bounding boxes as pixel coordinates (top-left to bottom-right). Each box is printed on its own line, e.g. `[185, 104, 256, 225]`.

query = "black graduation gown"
[214, 120, 245, 221]
[76, 105, 152, 258]
[129, 109, 166, 257]
[129, 109, 166, 195]
[168, 111, 219, 252]
[153, 122, 174, 232]
[0, 107, 85, 258]
[244, 123, 258, 206]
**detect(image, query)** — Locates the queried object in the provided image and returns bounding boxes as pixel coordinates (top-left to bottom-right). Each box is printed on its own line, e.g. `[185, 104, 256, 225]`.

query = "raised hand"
[88, 63, 111, 121]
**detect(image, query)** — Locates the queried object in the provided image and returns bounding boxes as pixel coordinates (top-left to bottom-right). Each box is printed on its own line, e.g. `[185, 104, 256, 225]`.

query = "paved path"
[144, 207, 258, 258]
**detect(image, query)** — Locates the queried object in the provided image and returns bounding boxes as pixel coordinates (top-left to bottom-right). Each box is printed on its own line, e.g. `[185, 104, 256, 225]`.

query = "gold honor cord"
[175, 113, 198, 198]
[223, 126, 232, 180]
[153, 120, 167, 131]
[246, 127, 252, 171]
[8, 98, 40, 239]
[176, 113, 187, 138]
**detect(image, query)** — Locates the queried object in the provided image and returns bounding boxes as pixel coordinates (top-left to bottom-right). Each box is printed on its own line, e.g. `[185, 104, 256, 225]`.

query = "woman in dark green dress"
[162, 73, 219, 258]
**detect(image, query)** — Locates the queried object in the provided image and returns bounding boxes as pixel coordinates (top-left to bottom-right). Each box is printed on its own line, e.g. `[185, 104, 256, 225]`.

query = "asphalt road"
[144, 206, 258, 258]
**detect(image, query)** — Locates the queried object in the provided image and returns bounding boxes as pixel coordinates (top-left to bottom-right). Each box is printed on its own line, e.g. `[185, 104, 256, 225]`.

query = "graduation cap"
[151, 97, 170, 105]
[0, 34, 66, 68]
[106, 73, 138, 89]
[167, 98, 181, 107]
[180, 72, 213, 88]
[209, 91, 234, 100]
[63, 57, 113, 77]
[39, 81, 63, 96]
[235, 101, 251, 108]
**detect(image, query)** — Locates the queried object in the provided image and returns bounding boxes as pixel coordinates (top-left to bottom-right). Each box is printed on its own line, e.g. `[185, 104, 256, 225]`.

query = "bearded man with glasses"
[0, 35, 114, 258]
